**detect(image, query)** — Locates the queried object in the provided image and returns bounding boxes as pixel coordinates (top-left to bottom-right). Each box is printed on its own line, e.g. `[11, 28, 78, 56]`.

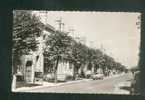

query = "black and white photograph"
[12, 10, 141, 95]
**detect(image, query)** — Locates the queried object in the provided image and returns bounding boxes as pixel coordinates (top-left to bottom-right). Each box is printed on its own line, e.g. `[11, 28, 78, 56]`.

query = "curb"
[13, 79, 92, 92]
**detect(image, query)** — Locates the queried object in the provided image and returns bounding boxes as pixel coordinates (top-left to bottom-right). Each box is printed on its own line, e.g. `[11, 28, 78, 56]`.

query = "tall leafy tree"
[12, 10, 42, 74]
[45, 31, 72, 82]
[69, 41, 89, 79]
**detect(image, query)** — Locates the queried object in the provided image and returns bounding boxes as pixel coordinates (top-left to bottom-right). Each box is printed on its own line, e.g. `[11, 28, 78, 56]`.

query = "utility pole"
[56, 18, 65, 31]
[69, 28, 75, 37]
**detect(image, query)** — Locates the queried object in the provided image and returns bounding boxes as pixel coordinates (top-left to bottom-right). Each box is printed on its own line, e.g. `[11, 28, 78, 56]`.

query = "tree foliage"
[45, 31, 72, 60]
[44, 31, 72, 82]
[44, 30, 127, 79]
[12, 10, 42, 74]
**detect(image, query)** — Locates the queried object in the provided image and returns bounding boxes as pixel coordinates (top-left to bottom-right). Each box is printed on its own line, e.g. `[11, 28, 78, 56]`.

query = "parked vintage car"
[85, 70, 92, 78]
[92, 73, 104, 80]
[43, 73, 55, 81]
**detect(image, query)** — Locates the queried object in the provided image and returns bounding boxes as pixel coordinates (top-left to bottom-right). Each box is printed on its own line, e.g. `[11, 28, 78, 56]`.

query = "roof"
[39, 22, 56, 33]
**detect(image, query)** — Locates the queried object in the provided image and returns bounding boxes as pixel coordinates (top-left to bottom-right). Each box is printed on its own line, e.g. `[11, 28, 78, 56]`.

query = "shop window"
[26, 60, 32, 67]
[35, 72, 43, 78]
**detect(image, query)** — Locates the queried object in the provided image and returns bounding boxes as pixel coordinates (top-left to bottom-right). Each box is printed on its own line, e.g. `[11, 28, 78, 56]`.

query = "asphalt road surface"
[21, 73, 133, 94]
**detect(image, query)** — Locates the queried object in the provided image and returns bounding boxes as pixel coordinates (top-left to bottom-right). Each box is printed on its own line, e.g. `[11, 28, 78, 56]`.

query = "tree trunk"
[91, 63, 95, 74]
[73, 63, 78, 80]
[54, 56, 59, 83]
[73, 64, 76, 80]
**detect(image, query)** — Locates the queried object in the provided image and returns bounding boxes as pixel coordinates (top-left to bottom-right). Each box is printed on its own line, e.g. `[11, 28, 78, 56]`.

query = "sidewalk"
[13, 78, 92, 92]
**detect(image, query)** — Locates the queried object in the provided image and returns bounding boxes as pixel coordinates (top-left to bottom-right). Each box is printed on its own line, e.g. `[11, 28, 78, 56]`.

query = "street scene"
[12, 10, 141, 94]
[14, 73, 133, 94]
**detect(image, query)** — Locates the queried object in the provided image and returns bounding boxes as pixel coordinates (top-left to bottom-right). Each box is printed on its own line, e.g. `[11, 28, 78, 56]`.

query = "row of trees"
[44, 30, 127, 80]
[12, 11, 127, 82]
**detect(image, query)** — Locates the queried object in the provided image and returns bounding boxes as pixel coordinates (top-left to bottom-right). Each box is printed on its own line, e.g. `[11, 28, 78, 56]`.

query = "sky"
[33, 11, 141, 69]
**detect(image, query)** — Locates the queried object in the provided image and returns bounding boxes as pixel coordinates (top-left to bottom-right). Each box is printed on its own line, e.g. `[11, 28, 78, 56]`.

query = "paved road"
[21, 73, 133, 94]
